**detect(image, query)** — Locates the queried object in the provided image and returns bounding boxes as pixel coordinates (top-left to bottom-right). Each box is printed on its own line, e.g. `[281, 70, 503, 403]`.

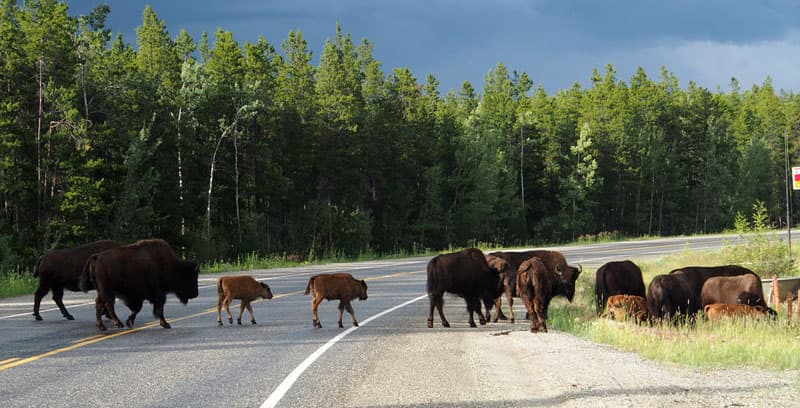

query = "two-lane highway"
[1, 234, 791, 407]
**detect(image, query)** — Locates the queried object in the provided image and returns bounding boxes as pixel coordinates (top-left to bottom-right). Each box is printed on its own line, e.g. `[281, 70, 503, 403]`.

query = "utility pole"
[784, 129, 792, 260]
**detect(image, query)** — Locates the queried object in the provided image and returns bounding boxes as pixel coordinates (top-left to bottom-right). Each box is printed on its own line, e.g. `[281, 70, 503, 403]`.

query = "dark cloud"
[70, 0, 800, 93]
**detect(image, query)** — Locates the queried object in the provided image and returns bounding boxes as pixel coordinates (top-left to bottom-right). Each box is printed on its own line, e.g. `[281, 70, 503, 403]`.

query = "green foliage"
[722, 200, 796, 277]
[0, 272, 37, 298]
[2, 4, 800, 272]
[552, 249, 800, 370]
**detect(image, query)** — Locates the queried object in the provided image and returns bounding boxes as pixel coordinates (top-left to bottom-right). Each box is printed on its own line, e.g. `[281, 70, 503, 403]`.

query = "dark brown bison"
[703, 303, 777, 322]
[670, 265, 756, 309]
[594, 260, 646, 315]
[32, 240, 123, 321]
[216, 275, 274, 325]
[485, 254, 515, 322]
[81, 239, 199, 331]
[601, 294, 649, 324]
[427, 248, 503, 328]
[304, 273, 368, 328]
[515, 257, 552, 333]
[701, 274, 765, 307]
[647, 273, 699, 322]
[488, 249, 582, 321]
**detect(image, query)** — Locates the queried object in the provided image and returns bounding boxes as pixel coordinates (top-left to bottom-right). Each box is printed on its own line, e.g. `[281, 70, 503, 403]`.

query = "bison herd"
[31, 240, 775, 333]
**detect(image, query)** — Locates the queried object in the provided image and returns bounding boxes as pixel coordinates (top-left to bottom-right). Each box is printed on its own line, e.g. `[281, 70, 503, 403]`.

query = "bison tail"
[304, 277, 314, 295]
[33, 255, 43, 278]
[79, 255, 97, 292]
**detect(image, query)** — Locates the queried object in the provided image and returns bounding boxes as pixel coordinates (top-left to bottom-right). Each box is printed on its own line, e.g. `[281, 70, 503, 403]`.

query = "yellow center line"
[0, 269, 424, 373]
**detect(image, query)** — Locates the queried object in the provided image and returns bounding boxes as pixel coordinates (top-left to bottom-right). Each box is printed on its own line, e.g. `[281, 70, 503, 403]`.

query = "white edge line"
[259, 294, 428, 408]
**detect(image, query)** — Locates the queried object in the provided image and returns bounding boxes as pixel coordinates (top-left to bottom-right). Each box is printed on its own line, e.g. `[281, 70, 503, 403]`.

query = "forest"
[2, 1, 800, 274]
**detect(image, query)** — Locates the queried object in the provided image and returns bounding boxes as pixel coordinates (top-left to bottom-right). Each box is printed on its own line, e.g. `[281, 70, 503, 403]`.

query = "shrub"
[722, 200, 796, 277]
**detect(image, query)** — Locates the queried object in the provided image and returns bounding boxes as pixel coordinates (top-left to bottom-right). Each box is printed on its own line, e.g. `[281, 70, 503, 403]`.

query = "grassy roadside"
[549, 248, 800, 371]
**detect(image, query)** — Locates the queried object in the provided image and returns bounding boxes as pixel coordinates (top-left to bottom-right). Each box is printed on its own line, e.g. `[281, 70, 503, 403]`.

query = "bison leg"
[125, 299, 143, 328]
[95, 298, 107, 331]
[152, 300, 171, 329]
[237, 300, 246, 325]
[51, 287, 74, 320]
[428, 293, 449, 328]
[223, 296, 234, 324]
[506, 290, 515, 323]
[216, 293, 224, 326]
[337, 301, 345, 328]
[465, 298, 480, 328]
[311, 296, 323, 328]
[33, 284, 49, 321]
[105, 300, 124, 329]
[520, 293, 536, 332]
[245, 302, 257, 324]
[344, 301, 358, 327]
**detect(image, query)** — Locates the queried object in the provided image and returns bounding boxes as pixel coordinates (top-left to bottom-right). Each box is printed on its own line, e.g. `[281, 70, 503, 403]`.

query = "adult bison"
[427, 248, 503, 328]
[594, 260, 646, 315]
[304, 273, 368, 328]
[700, 274, 768, 308]
[81, 239, 199, 331]
[32, 240, 123, 321]
[647, 273, 699, 322]
[670, 265, 757, 311]
[488, 249, 582, 320]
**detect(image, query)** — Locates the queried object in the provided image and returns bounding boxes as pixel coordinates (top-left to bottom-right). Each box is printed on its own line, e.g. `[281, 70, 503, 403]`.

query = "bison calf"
[703, 303, 777, 322]
[601, 294, 649, 324]
[304, 273, 368, 328]
[216, 275, 274, 325]
[515, 257, 551, 333]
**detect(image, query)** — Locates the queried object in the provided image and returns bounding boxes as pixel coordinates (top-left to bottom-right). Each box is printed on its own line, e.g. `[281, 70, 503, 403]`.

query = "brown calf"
[485, 254, 515, 323]
[216, 275, 274, 325]
[515, 257, 551, 333]
[703, 303, 776, 322]
[601, 294, 649, 323]
[304, 273, 368, 328]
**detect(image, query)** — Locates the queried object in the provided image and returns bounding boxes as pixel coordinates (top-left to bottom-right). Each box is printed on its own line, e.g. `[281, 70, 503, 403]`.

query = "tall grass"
[550, 248, 800, 371]
[0, 273, 38, 298]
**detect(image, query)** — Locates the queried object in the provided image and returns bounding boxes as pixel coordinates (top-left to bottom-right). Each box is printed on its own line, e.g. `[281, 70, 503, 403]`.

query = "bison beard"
[426, 248, 503, 328]
[83, 239, 199, 330]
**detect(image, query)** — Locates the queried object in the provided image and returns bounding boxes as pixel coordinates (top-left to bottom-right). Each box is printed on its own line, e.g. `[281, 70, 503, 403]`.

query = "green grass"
[0, 273, 38, 298]
[550, 248, 800, 371]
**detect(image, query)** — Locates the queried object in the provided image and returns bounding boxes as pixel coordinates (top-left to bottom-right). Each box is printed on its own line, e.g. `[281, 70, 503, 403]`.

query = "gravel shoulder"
[344, 323, 800, 408]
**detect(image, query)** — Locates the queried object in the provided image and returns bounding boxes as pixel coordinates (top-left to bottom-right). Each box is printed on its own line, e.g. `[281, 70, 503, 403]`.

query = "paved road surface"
[1, 235, 797, 407]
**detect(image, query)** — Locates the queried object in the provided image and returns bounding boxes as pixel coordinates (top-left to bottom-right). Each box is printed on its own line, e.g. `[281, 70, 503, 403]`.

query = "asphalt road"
[0, 234, 789, 407]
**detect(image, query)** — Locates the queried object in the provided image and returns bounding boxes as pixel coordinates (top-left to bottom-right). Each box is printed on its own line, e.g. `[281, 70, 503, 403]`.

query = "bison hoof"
[427, 318, 434, 328]
[217, 320, 223, 326]
[479, 318, 487, 326]
[338, 322, 344, 328]
[442, 321, 450, 328]
[64, 314, 75, 321]
[228, 318, 233, 324]
[113, 322, 124, 329]
[469, 321, 477, 328]
[510, 318, 515, 324]
[251, 320, 257, 325]
[97, 324, 107, 331]
[498, 314, 508, 321]
[237, 319, 242, 325]
[160, 322, 172, 329]
[353, 322, 359, 327]
[33, 314, 43, 321]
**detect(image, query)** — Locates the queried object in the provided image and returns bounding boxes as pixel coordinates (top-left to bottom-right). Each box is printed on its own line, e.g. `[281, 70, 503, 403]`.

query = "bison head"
[357, 280, 368, 301]
[259, 282, 274, 300]
[558, 263, 581, 302]
[175, 260, 200, 304]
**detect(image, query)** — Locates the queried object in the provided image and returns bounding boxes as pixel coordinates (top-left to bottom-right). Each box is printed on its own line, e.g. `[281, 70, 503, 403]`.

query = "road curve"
[1, 234, 797, 407]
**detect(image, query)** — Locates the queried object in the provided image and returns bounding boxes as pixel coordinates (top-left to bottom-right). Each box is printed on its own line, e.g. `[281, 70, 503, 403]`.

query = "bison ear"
[361, 279, 367, 288]
[260, 282, 268, 289]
